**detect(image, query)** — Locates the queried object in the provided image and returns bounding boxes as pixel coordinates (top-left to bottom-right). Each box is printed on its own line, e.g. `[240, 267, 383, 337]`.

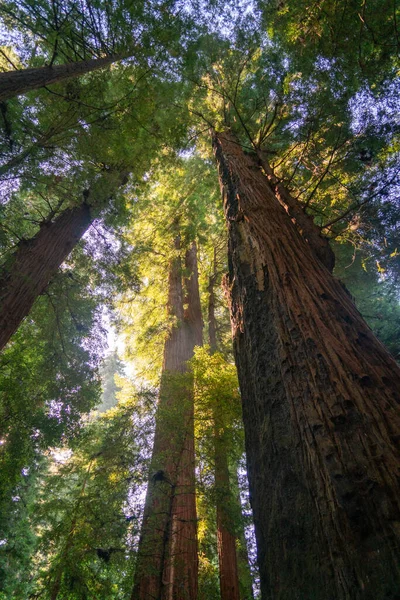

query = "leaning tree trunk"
[213, 129, 400, 600]
[132, 242, 201, 600]
[0, 54, 125, 102]
[208, 258, 241, 600]
[0, 202, 92, 351]
[0, 171, 129, 352]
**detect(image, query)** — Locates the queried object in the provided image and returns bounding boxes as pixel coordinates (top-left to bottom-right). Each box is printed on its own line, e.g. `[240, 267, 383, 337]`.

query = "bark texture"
[0, 54, 124, 101]
[256, 150, 335, 272]
[213, 129, 400, 600]
[0, 202, 92, 351]
[133, 242, 201, 600]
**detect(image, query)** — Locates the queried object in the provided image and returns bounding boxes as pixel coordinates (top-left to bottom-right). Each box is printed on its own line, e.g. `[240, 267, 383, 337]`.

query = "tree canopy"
[1, 0, 400, 598]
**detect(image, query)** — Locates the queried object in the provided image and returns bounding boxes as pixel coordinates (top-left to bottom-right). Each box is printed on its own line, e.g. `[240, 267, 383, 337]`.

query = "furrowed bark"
[0, 53, 125, 102]
[0, 202, 92, 352]
[133, 242, 201, 600]
[256, 150, 335, 272]
[213, 129, 400, 600]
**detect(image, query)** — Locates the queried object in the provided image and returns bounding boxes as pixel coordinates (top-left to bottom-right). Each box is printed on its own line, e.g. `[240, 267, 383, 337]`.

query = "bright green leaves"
[117, 154, 221, 379]
[29, 388, 154, 599]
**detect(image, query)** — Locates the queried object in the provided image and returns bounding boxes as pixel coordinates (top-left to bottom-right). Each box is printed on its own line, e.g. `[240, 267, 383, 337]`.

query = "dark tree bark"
[213, 129, 400, 600]
[0, 54, 125, 102]
[133, 242, 201, 600]
[0, 202, 92, 352]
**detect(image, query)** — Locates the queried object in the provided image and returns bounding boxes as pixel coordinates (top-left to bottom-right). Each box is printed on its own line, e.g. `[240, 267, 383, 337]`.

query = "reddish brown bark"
[165, 243, 202, 600]
[133, 242, 201, 600]
[213, 129, 400, 600]
[207, 248, 218, 353]
[256, 150, 335, 272]
[0, 202, 92, 352]
[0, 54, 125, 102]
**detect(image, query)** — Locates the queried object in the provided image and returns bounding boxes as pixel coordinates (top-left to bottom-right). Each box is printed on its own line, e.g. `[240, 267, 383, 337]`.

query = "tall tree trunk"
[208, 253, 241, 600]
[256, 150, 335, 272]
[0, 202, 92, 352]
[133, 242, 201, 600]
[0, 171, 129, 352]
[214, 423, 241, 600]
[0, 53, 125, 102]
[213, 129, 400, 600]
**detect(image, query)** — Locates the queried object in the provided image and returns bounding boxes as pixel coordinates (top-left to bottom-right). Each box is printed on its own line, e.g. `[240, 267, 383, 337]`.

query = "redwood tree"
[0, 54, 126, 102]
[132, 241, 201, 600]
[208, 256, 241, 600]
[213, 129, 400, 600]
[0, 171, 129, 352]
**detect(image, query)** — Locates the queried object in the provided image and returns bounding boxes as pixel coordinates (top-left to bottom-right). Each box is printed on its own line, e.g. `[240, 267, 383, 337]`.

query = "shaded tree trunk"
[0, 54, 125, 102]
[208, 254, 241, 600]
[133, 242, 201, 600]
[0, 171, 129, 352]
[214, 423, 241, 600]
[0, 202, 92, 352]
[213, 129, 400, 600]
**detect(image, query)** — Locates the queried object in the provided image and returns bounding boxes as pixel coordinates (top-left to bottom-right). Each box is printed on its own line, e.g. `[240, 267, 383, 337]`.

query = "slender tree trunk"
[164, 243, 202, 600]
[0, 202, 92, 352]
[0, 53, 125, 102]
[133, 242, 201, 600]
[214, 422, 241, 600]
[208, 254, 241, 600]
[213, 129, 400, 600]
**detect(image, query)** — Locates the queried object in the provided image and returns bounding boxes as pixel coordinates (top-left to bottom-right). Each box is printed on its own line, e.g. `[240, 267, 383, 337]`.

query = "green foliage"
[191, 347, 257, 597]
[97, 350, 124, 413]
[0, 457, 44, 600]
[0, 1, 399, 597]
[334, 243, 400, 359]
[260, 0, 399, 84]
[118, 155, 221, 379]
[26, 385, 155, 599]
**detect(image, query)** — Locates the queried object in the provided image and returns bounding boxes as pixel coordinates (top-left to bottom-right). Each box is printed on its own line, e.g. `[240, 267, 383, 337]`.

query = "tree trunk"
[0, 202, 92, 352]
[214, 423, 241, 600]
[213, 129, 400, 600]
[165, 243, 202, 600]
[0, 171, 129, 352]
[256, 150, 335, 272]
[208, 253, 241, 600]
[133, 242, 201, 600]
[0, 53, 125, 102]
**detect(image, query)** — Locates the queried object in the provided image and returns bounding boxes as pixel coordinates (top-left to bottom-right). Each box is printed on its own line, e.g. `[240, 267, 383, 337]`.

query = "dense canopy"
[0, 1, 400, 599]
